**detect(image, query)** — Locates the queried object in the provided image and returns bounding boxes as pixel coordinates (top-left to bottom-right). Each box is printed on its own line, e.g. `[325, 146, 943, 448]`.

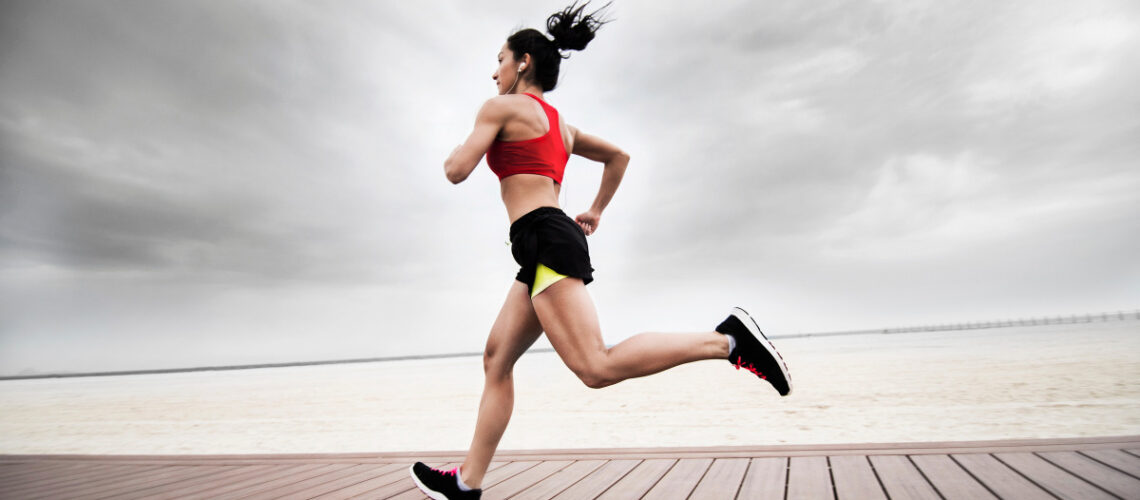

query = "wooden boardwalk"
[2, 435, 1137, 499]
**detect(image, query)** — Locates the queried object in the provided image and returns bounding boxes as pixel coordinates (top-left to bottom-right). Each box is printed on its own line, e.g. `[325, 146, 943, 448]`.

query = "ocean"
[1, 320, 1137, 455]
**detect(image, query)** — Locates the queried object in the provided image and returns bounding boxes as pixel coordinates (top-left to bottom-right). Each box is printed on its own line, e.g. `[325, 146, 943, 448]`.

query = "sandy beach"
[1, 320, 1137, 455]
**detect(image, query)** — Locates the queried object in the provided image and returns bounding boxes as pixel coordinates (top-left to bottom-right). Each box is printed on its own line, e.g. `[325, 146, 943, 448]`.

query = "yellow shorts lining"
[531, 263, 568, 298]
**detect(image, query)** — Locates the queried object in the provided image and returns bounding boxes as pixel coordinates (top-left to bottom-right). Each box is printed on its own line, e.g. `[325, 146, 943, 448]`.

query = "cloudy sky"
[2, 0, 1137, 376]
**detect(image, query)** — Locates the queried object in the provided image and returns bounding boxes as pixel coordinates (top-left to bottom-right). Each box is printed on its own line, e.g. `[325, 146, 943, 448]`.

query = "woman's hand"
[575, 210, 601, 235]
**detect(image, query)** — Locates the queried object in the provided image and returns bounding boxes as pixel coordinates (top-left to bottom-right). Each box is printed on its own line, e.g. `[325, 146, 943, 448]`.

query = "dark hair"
[507, 1, 613, 92]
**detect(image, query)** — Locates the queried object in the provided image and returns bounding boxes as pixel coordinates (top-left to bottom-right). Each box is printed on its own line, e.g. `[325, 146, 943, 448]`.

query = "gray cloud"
[608, 0, 1140, 277]
[1, 0, 1137, 375]
[0, 0, 441, 285]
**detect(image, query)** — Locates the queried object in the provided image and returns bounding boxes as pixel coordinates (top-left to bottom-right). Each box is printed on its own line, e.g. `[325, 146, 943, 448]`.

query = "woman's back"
[494, 93, 573, 148]
[490, 93, 575, 223]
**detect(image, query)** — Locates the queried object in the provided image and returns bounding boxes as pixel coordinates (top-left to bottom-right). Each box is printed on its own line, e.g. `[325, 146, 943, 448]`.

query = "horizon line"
[3, 308, 1136, 381]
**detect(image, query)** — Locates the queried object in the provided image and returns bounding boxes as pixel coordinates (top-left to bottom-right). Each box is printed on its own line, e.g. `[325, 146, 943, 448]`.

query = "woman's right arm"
[444, 98, 509, 184]
[569, 126, 630, 235]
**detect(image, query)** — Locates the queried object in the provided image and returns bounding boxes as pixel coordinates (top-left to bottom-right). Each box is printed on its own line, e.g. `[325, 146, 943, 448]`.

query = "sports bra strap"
[522, 93, 558, 139]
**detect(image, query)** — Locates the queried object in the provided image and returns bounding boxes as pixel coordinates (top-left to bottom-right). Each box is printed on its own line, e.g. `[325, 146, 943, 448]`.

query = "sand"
[1, 320, 1137, 455]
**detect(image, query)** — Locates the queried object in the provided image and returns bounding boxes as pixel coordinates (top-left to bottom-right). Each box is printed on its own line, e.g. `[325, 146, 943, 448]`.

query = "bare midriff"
[502, 173, 562, 224]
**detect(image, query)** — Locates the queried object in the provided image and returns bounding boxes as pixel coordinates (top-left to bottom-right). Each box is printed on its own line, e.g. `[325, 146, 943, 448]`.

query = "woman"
[410, 3, 792, 498]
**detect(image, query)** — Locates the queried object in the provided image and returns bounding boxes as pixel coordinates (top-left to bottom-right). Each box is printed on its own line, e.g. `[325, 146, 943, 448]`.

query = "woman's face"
[493, 42, 522, 95]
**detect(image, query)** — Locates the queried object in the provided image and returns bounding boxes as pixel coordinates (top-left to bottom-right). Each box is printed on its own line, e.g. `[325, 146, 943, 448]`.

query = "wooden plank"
[4, 437, 1139, 499]
[1081, 449, 1140, 477]
[310, 462, 425, 499]
[483, 460, 573, 500]
[471, 460, 538, 490]
[121, 465, 277, 500]
[1, 463, 129, 491]
[829, 455, 886, 500]
[0, 464, 40, 482]
[3, 463, 151, 494]
[643, 458, 713, 500]
[206, 463, 348, 499]
[910, 454, 996, 499]
[0, 461, 97, 475]
[787, 456, 833, 499]
[272, 463, 406, 500]
[70, 465, 231, 500]
[550, 459, 640, 499]
[242, 463, 378, 499]
[512, 459, 605, 500]
[68, 466, 207, 496]
[995, 452, 1116, 500]
[1038, 450, 1140, 499]
[738, 457, 786, 500]
[867, 455, 939, 500]
[687, 458, 750, 499]
[137, 466, 278, 500]
[0, 463, 41, 482]
[0, 462, 105, 488]
[595, 459, 675, 499]
[952, 453, 1053, 500]
[182, 463, 330, 499]
[83, 466, 246, 500]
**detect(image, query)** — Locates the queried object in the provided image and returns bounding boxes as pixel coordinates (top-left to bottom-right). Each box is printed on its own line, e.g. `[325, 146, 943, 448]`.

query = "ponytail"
[547, 1, 610, 51]
[506, 1, 613, 91]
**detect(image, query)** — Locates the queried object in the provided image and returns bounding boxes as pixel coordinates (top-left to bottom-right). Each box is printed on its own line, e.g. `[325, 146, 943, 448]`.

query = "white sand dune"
[1, 320, 1137, 455]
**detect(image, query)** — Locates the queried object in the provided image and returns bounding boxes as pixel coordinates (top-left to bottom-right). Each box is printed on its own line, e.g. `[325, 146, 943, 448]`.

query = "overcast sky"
[2, 0, 1137, 376]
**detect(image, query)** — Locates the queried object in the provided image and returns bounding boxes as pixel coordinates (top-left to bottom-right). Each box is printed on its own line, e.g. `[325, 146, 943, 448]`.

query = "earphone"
[506, 62, 527, 94]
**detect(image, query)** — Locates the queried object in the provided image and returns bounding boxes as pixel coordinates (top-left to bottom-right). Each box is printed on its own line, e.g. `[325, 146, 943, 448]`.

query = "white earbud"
[506, 63, 526, 94]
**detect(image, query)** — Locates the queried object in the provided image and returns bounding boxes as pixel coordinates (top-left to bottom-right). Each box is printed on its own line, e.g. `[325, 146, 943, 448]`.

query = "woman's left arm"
[444, 98, 508, 184]
[567, 125, 630, 235]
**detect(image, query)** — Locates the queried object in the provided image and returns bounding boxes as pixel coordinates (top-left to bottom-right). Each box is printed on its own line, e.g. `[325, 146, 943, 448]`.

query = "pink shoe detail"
[734, 355, 766, 379]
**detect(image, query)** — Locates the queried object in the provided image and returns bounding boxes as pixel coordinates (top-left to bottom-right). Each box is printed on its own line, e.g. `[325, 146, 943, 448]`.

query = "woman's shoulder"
[478, 94, 532, 119]
[480, 94, 571, 123]
[483, 93, 536, 107]
[474, 96, 524, 128]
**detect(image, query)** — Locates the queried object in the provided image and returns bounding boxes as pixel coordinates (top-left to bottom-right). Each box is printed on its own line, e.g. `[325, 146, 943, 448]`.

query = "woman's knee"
[483, 347, 511, 378]
[567, 354, 616, 389]
[576, 370, 615, 389]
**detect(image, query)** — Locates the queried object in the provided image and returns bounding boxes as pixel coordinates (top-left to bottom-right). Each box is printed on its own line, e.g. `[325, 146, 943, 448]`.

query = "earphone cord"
[506, 66, 523, 94]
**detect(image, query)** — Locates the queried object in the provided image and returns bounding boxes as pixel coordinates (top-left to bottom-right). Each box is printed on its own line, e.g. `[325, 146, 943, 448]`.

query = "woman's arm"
[443, 98, 509, 184]
[568, 125, 630, 235]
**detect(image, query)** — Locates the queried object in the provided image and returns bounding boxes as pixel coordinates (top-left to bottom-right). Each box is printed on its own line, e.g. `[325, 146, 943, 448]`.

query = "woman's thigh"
[484, 280, 545, 374]
[529, 278, 608, 375]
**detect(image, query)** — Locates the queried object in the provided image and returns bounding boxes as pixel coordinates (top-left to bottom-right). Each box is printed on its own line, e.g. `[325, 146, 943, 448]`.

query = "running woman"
[410, 3, 792, 498]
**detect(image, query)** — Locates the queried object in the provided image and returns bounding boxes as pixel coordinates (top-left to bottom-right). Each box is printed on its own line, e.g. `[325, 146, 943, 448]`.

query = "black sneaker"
[409, 462, 481, 500]
[716, 307, 793, 396]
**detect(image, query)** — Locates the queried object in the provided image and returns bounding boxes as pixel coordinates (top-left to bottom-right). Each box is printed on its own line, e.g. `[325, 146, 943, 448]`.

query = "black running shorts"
[508, 206, 595, 291]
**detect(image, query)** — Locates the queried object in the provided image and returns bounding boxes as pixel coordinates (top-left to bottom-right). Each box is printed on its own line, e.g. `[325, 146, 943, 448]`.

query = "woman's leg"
[459, 280, 544, 488]
[530, 278, 731, 389]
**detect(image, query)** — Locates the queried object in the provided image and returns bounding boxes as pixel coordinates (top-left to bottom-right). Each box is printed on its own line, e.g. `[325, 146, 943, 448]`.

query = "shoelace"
[734, 356, 766, 380]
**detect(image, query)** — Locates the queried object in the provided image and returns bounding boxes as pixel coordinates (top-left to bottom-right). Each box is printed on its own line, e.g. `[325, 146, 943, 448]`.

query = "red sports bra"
[486, 93, 570, 184]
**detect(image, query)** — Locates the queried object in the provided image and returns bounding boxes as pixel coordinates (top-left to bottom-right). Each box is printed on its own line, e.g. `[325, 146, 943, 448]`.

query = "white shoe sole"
[409, 464, 450, 500]
[732, 307, 793, 395]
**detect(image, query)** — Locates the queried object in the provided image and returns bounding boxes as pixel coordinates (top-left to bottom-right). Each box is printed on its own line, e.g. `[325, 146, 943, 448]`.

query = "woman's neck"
[511, 82, 544, 99]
